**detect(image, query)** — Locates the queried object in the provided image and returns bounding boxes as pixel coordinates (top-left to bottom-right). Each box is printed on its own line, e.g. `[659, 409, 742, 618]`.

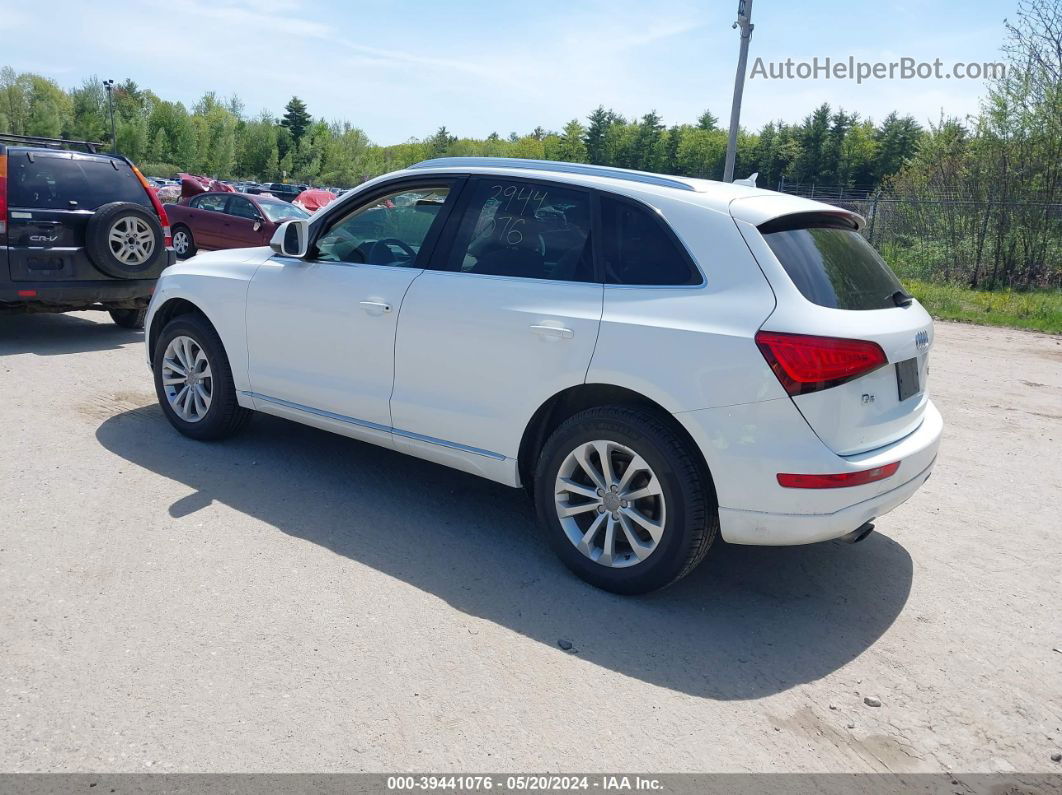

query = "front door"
[223, 195, 266, 248]
[244, 180, 459, 433]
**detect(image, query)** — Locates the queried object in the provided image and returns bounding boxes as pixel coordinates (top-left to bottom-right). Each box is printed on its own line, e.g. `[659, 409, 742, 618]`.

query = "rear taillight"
[777, 462, 900, 489]
[755, 330, 887, 396]
[131, 164, 172, 247]
[0, 153, 8, 238]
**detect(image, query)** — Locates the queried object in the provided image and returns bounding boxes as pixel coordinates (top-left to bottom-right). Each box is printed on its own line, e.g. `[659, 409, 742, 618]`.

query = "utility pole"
[103, 79, 117, 154]
[723, 0, 754, 183]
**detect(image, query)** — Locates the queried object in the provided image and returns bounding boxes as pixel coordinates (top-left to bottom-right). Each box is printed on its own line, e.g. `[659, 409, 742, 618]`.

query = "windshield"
[761, 222, 905, 310]
[258, 199, 309, 223]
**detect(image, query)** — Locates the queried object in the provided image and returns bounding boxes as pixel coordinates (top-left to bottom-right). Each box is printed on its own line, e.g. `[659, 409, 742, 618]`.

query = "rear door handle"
[360, 300, 392, 314]
[530, 324, 574, 339]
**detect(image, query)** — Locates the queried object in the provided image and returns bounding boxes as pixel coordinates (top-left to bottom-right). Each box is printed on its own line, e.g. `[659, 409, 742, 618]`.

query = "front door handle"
[530, 324, 574, 339]
[359, 300, 392, 315]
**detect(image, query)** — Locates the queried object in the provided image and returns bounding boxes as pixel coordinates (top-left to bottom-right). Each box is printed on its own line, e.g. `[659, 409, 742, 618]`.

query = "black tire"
[85, 202, 166, 278]
[172, 224, 197, 259]
[152, 312, 251, 441]
[534, 405, 717, 595]
[109, 307, 147, 329]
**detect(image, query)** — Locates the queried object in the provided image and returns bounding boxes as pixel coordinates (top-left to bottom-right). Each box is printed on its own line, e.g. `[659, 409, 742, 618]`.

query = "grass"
[903, 280, 1062, 334]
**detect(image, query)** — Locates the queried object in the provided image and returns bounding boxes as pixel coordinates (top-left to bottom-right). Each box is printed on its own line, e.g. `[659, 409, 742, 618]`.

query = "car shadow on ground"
[96, 406, 913, 701]
[0, 313, 141, 356]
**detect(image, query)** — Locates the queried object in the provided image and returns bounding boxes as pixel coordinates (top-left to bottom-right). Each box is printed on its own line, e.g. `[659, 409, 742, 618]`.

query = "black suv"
[262, 183, 303, 203]
[0, 134, 175, 328]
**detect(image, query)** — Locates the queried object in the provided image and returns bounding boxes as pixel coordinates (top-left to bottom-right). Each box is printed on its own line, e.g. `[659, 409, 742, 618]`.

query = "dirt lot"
[0, 312, 1059, 773]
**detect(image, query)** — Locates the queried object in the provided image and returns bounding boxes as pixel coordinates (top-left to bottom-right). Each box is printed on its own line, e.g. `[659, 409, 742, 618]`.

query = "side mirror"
[270, 219, 309, 257]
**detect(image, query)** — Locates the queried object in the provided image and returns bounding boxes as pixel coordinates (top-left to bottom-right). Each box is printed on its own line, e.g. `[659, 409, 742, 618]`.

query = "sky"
[2, 0, 1013, 143]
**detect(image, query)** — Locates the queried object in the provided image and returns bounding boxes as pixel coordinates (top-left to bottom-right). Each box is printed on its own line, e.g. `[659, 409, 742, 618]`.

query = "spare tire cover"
[85, 202, 166, 279]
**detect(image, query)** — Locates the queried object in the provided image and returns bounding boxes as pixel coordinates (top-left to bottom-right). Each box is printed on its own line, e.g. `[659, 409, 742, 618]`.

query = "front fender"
[145, 249, 269, 390]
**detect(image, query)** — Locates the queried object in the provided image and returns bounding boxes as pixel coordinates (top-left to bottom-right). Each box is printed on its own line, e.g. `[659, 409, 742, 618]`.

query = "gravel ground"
[0, 312, 1059, 773]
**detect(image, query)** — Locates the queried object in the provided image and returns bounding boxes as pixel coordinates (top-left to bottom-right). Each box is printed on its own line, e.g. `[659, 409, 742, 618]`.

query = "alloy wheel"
[108, 216, 155, 265]
[161, 335, 212, 423]
[173, 229, 190, 256]
[554, 439, 666, 568]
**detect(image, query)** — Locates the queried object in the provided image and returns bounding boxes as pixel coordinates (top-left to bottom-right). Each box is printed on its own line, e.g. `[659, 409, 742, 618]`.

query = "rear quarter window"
[599, 195, 701, 286]
[8, 152, 150, 211]
[760, 218, 904, 310]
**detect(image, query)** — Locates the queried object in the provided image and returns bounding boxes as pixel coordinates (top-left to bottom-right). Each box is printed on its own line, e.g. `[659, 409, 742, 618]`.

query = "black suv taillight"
[0, 152, 8, 239]
[131, 164, 172, 247]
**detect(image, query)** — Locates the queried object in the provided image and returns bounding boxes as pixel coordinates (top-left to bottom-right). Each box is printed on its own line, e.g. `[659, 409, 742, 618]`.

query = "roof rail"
[408, 157, 698, 192]
[0, 133, 107, 154]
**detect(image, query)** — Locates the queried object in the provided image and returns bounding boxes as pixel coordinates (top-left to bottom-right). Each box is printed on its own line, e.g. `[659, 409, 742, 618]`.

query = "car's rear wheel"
[153, 313, 251, 440]
[109, 308, 147, 329]
[172, 225, 196, 259]
[534, 405, 717, 594]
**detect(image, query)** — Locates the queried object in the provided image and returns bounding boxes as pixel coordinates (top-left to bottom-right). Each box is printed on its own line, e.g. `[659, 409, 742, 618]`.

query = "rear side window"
[191, 194, 227, 211]
[599, 196, 701, 286]
[7, 152, 149, 211]
[445, 179, 594, 282]
[761, 219, 904, 310]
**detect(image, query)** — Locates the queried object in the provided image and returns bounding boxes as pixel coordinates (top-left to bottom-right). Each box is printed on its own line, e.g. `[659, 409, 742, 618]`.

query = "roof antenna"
[733, 171, 758, 187]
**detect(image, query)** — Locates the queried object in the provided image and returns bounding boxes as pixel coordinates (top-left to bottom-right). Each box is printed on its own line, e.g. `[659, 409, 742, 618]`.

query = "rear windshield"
[762, 221, 904, 310]
[7, 151, 150, 211]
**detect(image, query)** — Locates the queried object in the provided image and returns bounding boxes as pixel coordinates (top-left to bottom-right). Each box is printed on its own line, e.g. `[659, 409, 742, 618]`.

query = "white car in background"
[145, 158, 941, 594]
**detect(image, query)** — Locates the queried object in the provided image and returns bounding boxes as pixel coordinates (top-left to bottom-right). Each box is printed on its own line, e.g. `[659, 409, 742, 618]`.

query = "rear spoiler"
[729, 194, 865, 231]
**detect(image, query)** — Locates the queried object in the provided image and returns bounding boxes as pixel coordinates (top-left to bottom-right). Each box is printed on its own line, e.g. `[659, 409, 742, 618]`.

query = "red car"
[167, 192, 310, 258]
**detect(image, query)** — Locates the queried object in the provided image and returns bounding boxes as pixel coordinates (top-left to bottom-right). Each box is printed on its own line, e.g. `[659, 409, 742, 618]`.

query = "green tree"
[874, 112, 923, 182]
[584, 106, 617, 164]
[427, 125, 455, 157]
[557, 119, 587, 162]
[281, 96, 311, 143]
[696, 109, 719, 131]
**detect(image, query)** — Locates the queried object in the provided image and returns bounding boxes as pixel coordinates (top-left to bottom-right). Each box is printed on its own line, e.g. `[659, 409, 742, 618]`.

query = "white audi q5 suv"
[145, 157, 941, 593]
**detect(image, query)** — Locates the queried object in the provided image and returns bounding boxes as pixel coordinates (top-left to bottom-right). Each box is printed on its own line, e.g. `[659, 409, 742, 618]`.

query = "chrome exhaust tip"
[840, 522, 875, 544]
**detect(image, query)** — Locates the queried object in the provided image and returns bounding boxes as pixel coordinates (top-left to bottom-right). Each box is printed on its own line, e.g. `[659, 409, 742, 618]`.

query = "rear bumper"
[675, 398, 943, 546]
[0, 277, 162, 309]
[718, 456, 936, 545]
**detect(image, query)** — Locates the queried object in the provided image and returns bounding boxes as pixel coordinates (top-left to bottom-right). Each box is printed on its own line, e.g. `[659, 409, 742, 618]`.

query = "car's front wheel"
[534, 406, 717, 594]
[153, 313, 251, 440]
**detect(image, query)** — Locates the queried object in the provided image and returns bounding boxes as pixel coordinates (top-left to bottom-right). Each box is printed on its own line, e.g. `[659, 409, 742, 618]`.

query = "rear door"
[5, 149, 150, 281]
[186, 194, 228, 249]
[737, 204, 934, 456]
[390, 176, 603, 463]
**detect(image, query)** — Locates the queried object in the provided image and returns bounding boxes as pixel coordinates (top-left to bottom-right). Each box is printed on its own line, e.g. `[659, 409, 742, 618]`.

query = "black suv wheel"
[109, 308, 147, 329]
[85, 202, 166, 278]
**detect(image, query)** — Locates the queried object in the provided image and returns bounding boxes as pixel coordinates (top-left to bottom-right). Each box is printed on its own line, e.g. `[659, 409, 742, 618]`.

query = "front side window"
[445, 179, 593, 282]
[191, 194, 227, 212]
[314, 186, 450, 266]
[599, 196, 701, 286]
